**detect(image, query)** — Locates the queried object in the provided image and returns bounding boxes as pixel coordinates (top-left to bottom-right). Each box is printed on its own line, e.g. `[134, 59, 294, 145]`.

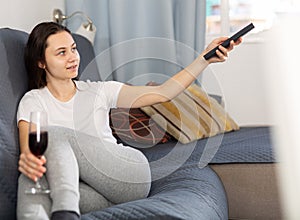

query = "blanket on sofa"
[81, 126, 274, 220]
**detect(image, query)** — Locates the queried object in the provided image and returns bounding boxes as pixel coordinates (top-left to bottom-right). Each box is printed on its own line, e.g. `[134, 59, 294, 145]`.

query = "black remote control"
[203, 23, 255, 60]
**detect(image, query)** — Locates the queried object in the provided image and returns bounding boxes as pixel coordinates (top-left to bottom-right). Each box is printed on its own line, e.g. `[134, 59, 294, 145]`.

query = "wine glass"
[25, 111, 50, 194]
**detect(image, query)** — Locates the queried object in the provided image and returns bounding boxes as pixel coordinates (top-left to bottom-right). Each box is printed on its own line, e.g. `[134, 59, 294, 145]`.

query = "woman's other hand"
[202, 37, 242, 63]
[18, 152, 46, 182]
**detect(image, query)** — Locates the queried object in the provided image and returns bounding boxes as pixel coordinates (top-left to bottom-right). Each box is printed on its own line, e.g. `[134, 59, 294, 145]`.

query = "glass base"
[25, 187, 50, 194]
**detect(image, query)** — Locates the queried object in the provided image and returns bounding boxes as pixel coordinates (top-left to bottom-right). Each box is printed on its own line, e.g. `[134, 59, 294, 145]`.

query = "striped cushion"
[141, 84, 239, 144]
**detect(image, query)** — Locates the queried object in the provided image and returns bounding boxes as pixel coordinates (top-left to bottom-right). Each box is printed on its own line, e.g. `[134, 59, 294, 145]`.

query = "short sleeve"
[17, 91, 44, 126]
[105, 81, 124, 108]
[94, 81, 124, 109]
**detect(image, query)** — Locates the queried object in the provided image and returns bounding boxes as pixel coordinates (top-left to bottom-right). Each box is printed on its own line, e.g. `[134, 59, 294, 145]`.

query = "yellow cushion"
[141, 84, 239, 144]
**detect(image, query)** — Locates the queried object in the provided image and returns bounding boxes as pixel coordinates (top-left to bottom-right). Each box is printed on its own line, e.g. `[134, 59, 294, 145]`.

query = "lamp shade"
[76, 23, 96, 45]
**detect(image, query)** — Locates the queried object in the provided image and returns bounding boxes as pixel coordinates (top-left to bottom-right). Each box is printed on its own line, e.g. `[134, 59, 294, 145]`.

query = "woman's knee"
[47, 126, 74, 146]
[111, 180, 151, 204]
[79, 181, 114, 214]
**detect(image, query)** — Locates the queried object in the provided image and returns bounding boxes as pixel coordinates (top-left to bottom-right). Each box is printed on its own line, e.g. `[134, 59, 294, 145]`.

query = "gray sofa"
[0, 27, 281, 220]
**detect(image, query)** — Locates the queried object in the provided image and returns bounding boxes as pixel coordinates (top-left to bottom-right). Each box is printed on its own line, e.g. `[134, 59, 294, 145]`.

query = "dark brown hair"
[25, 22, 72, 90]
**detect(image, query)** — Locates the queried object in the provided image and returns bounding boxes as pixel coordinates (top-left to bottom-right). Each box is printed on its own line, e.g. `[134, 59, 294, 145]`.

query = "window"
[206, 0, 298, 36]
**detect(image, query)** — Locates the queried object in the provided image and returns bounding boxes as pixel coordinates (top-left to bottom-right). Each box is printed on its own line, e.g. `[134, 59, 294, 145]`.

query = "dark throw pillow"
[109, 107, 172, 146]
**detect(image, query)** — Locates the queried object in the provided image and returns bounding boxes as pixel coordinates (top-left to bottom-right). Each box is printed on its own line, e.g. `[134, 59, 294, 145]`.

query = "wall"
[0, 0, 64, 32]
[201, 30, 273, 126]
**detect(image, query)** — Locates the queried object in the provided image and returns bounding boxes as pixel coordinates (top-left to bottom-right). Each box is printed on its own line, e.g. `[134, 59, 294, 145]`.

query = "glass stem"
[35, 178, 42, 189]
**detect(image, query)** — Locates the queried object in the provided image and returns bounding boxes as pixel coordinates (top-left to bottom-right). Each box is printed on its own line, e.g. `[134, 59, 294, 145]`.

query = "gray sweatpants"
[17, 126, 151, 220]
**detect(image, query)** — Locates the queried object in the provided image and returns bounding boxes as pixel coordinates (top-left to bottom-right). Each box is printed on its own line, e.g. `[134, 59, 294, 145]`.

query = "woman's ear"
[38, 61, 45, 69]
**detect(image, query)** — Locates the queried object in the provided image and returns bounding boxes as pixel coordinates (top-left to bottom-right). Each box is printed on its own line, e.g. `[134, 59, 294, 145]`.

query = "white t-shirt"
[17, 80, 124, 144]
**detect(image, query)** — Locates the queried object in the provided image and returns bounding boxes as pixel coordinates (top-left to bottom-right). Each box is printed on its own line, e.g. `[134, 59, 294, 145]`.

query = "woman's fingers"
[214, 38, 243, 61]
[218, 45, 228, 57]
[235, 37, 243, 45]
[205, 37, 228, 52]
[203, 36, 242, 64]
[213, 36, 228, 45]
[40, 155, 47, 164]
[18, 166, 41, 182]
[215, 49, 227, 62]
[19, 153, 46, 181]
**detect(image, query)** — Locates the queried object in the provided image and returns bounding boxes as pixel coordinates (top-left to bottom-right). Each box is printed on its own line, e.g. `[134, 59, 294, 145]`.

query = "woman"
[17, 22, 241, 220]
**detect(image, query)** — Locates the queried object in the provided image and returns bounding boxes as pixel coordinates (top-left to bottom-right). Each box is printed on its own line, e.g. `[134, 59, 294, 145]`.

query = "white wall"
[201, 30, 274, 126]
[0, 0, 65, 32]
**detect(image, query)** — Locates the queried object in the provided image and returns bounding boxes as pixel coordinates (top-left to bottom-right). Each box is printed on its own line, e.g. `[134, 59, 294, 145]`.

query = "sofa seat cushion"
[82, 164, 228, 220]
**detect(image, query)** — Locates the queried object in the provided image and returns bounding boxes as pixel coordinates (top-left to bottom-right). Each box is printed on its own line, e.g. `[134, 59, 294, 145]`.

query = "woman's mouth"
[67, 64, 78, 71]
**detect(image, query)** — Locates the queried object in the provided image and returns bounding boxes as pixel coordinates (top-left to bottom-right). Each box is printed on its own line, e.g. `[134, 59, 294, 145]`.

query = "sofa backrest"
[74, 34, 101, 82]
[0, 27, 100, 220]
[0, 28, 28, 220]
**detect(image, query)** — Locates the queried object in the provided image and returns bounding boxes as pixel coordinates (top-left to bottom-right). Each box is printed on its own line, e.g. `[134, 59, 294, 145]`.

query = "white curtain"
[66, 0, 206, 84]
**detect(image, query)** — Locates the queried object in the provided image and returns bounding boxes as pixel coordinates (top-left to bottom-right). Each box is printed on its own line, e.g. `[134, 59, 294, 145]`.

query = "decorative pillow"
[141, 84, 239, 144]
[109, 107, 172, 145]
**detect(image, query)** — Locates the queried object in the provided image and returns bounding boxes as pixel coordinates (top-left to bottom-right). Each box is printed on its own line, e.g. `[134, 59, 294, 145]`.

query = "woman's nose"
[68, 51, 78, 62]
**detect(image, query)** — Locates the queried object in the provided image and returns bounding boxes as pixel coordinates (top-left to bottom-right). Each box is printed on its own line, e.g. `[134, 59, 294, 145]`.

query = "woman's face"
[41, 31, 80, 82]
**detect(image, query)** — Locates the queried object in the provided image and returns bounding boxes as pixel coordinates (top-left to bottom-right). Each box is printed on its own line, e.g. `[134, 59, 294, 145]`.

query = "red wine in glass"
[29, 131, 48, 157]
[25, 111, 50, 194]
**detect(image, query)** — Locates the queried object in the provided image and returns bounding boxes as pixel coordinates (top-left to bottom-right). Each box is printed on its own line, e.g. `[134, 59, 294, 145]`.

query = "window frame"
[205, 0, 280, 42]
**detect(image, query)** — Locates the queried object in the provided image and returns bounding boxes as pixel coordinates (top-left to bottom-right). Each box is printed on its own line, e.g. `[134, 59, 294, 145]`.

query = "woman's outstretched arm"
[117, 37, 242, 108]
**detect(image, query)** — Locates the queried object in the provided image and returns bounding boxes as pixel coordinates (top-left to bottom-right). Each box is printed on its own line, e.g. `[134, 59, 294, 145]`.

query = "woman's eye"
[72, 47, 77, 52]
[58, 51, 65, 55]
